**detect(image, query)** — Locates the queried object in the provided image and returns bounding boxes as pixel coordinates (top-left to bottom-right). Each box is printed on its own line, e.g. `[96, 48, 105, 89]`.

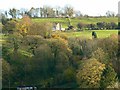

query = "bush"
[86, 24, 96, 30]
[96, 22, 106, 29]
[77, 23, 86, 30]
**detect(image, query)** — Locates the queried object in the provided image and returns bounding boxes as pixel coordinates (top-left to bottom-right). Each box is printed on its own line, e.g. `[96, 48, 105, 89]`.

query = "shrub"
[110, 22, 117, 29]
[51, 33, 68, 40]
[77, 23, 85, 30]
[86, 24, 96, 30]
[96, 22, 106, 29]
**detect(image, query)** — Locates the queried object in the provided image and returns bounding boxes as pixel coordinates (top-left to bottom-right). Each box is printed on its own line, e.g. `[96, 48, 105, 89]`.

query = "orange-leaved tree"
[16, 15, 32, 36]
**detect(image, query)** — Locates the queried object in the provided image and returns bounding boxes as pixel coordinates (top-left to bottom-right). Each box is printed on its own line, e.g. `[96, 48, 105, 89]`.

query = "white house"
[53, 23, 65, 31]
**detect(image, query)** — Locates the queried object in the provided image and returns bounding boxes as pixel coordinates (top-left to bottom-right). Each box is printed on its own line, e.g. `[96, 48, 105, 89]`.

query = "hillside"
[32, 17, 118, 28]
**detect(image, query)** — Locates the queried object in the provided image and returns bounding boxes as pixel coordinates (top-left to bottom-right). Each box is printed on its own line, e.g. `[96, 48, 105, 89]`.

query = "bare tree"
[75, 11, 83, 17]
[34, 8, 40, 17]
[55, 6, 62, 17]
[42, 6, 56, 18]
[64, 5, 75, 17]
[42, 6, 48, 17]
[40, 7, 43, 17]
[106, 11, 115, 17]
[9, 8, 18, 18]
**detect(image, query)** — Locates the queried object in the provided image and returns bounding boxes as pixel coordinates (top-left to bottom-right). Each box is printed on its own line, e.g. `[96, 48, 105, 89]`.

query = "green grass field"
[57, 30, 118, 39]
[32, 17, 118, 28]
[0, 30, 118, 43]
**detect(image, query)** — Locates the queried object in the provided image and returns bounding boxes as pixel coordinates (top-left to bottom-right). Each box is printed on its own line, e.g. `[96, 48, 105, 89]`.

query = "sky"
[0, 0, 119, 16]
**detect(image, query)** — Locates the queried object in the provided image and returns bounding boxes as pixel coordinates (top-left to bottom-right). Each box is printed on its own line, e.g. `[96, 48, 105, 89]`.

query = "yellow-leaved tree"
[16, 15, 32, 36]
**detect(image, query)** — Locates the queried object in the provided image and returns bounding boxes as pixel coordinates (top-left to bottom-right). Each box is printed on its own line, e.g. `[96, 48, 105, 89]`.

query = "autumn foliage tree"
[16, 15, 32, 36]
[27, 22, 52, 38]
[76, 58, 106, 88]
[76, 58, 118, 88]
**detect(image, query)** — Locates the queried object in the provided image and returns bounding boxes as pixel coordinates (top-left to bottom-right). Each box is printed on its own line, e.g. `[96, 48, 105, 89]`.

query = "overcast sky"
[0, 0, 119, 16]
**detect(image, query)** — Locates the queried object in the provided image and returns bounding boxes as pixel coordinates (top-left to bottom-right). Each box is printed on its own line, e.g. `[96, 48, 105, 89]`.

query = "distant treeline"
[0, 5, 117, 19]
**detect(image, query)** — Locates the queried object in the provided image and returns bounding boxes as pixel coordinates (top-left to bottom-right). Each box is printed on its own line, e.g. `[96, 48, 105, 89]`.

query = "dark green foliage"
[77, 22, 85, 30]
[1, 16, 10, 25]
[97, 36, 119, 75]
[77, 22, 117, 30]
[92, 48, 109, 64]
[2, 60, 11, 87]
[2, 20, 17, 34]
[63, 67, 76, 83]
[92, 31, 97, 38]
[97, 37, 118, 59]
[96, 22, 106, 30]
[23, 35, 44, 55]
[100, 65, 118, 88]
[86, 24, 96, 30]
[80, 39, 98, 58]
